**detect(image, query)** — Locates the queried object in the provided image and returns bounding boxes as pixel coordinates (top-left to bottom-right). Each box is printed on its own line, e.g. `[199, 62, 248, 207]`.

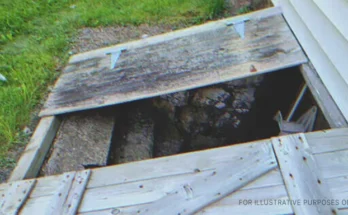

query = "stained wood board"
[8, 116, 61, 182]
[300, 63, 348, 128]
[277, 0, 348, 122]
[40, 10, 307, 116]
[272, 134, 338, 215]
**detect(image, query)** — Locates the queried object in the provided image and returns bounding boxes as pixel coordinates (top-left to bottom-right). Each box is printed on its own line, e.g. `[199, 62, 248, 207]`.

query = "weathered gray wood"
[46, 172, 77, 215]
[136, 142, 277, 215]
[70, 7, 283, 63]
[41, 111, 114, 176]
[8, 116, 61, 182]
[0, 179, 36, 215]
[55, 170, 91, 215]
[272, 134, 338, 215]
[300, 63, 348, 128]
[40, 12, 307, 116]
[278, 0, 348, 123]
[4, 129, 348, 214]
[305, 128, 348, 154]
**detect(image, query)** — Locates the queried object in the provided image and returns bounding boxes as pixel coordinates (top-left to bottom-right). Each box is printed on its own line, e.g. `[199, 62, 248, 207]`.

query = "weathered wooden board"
[4, 129, 348, 214]
[40, 10, 307, 116]
[41, 111, 114, 176]
[0, 179, 36, 215]
[272, 134, 338, 215]
[300, 63, 348, 128]
[69, 7, 282, 63]
[277, 0, 348, 123]
[8, 117, 61, 182]
[45, 172, 76, 215]
[134, 143, 276, 215]
[305, 128, 348, 154]
[49, 170, 91, 215]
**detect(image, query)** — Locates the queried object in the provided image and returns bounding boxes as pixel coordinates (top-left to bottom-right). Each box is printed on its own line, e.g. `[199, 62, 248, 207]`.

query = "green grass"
[0, 0, 225, 167]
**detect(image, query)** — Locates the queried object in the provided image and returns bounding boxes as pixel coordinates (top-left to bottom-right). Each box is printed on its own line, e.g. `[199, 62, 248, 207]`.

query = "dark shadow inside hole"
[107, 66, 329, 165]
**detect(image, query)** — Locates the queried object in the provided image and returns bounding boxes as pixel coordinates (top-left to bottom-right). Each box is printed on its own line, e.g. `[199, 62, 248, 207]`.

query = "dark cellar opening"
[107, 66, 330, 165]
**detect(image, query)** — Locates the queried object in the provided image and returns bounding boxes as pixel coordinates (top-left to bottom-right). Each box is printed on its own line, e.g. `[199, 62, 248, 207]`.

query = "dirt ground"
[0, 0, 271, 183]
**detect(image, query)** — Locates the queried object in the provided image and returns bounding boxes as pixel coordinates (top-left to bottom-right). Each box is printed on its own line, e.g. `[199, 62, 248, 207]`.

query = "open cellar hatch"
[4, 5, 348, 215]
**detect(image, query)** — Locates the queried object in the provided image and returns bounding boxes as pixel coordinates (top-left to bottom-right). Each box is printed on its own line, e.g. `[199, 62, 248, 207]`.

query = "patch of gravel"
[70, 24, 178, 54]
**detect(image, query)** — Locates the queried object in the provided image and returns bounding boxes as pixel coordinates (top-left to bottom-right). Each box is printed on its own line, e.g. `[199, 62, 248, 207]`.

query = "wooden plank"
[313, 0, 348, 42]
[79, 173, 348, 215]
[0, 179, 36, 215]
[79, 185, 292, 215]
[70, 7, 283, 63]
[278, 0, 348, 122]
[45, 172, 76, 215]
[87, 139, 272, 188]
[40, 12, 307, 116]
[272, 134, 339, 215]
[300, 63, 348, 128]
[8, 116, 61, 182]
[11, 128, 348, 196]
[136, 142, 277, 215]
[316, 150, 348, 179]
[13, 131, 348, 214]
[305, 128, 348, 154]
[41, 111, 114, 176]
[290, 0, 348, 86]
[55, 170, 91, 215]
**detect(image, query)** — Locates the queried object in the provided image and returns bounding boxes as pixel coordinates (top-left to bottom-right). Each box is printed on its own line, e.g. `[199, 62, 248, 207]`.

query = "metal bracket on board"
[226, 18, 250, 39]
[106, 48, 127, 69]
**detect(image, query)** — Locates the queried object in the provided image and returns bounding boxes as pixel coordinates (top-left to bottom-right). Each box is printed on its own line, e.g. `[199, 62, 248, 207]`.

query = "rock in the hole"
[42, 111, 114, 176]
[160, 91, 188, 107]
[154, 122, 184, 157]
[152, 98, 176, 120]
[192, 87, 230, 107]
[116, 109, 154, 163]
[225, 75, 263, 89]
[188, 134, 225, 151]
[232, 88, 256, 113]
[178, 106, 211, 135]
[152, 91, 189, 120]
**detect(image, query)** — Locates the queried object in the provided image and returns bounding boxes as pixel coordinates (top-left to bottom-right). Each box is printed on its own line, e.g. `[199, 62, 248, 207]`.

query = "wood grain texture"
[56, 170, 91, 215]
[70, 7, 282, 63]
[300, 63, 348, 128]
[128, 143, 276, 215]
[8, 116, 61, 182]
[272, 134, 338, 215]
[45, 172, 76, 215]
[0, 179, 36, 215]
[278, 0, 348, 123]
[7, 129, 348, 214]
[40, 12, 307, 116]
